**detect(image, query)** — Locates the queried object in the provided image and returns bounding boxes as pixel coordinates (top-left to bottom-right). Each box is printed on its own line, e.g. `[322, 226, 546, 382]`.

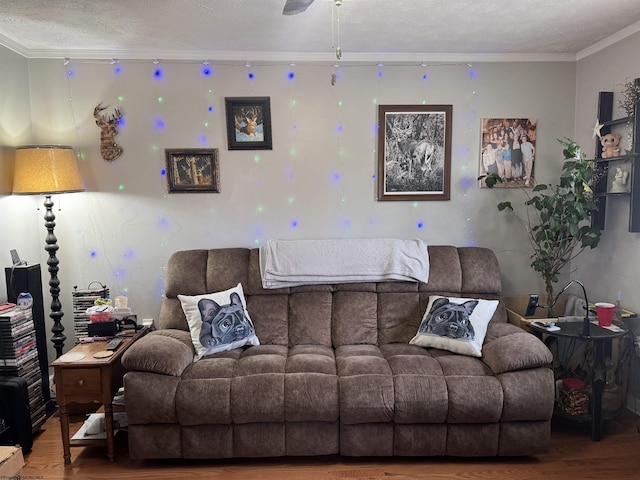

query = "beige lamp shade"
[13, 145, 84, 194]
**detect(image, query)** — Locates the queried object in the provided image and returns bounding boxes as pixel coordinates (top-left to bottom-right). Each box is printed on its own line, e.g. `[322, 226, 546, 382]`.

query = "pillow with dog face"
[178, 283, 260, 361]
[409, 295, 498, 357]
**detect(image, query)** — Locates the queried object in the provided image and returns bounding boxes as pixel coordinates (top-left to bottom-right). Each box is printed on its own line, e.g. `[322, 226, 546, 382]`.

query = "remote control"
[106, 336, 124, 351]
[530, 321, 560, 332]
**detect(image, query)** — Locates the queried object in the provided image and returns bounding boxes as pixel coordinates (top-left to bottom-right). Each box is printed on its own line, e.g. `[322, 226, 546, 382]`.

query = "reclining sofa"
[122, 245, 554, 459]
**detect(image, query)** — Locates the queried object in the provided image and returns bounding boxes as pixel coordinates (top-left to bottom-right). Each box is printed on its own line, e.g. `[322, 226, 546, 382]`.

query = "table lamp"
[12, 145, 84, 357]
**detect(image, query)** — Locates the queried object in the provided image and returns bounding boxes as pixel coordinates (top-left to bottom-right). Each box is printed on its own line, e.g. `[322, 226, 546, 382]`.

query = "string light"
[333, 0, 342, 59]
[202, 61, 212, 76]
[63, 58, 481, 257]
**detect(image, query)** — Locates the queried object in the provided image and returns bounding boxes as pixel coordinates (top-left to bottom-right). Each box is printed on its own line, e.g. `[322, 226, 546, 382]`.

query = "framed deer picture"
[377, 104, 452, 201]
[165, 148, 220, 193]
[225, 97, 273, 150]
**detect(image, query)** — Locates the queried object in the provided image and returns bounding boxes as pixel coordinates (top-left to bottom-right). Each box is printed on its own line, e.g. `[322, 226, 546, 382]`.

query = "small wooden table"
[51, 329, 146, 464]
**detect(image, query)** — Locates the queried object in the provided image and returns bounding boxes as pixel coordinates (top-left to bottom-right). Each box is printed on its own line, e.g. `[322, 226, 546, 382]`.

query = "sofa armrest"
[122, 329, 194, 376]
[482, 322, 553, 374]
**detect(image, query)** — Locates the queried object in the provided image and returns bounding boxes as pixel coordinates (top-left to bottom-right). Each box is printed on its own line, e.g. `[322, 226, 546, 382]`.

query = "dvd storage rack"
[72, 283, 110, 342]
[0, 307, 47, 433]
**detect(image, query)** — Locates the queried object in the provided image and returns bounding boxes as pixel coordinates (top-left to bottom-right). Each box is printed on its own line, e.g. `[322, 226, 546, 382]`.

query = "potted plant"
[480, 138, 602, 315]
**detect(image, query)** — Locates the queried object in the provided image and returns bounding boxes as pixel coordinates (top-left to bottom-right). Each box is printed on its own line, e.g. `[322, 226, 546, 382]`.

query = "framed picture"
[607, 160, 632, 193]
[479, 118, 537, 188]
[165, 148, 220, 193]
[225, 96, 272, 150]
[377, 104, 452, 201]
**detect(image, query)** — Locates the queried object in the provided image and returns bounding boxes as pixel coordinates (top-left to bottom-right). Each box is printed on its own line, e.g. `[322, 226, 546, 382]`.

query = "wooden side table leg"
[104, 403, 115, 462]
[59, 405, 71, 465]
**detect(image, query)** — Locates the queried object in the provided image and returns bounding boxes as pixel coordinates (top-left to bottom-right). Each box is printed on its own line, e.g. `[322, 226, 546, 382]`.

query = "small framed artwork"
[377, 104, 452, 201]
[225, 96, 272, 150]
[165, 148, 220, 193]
[479, 118, 537, 188]
[607, 160, 632, 193]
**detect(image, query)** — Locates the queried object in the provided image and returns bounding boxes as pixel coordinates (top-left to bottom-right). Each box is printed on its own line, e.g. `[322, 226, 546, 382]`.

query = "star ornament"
[592, 118, 604, 138]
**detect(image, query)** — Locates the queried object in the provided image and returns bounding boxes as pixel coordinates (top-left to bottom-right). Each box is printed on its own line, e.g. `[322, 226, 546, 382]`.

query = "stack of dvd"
[0, 307, 47, 433]
[72, 284, 110, 342]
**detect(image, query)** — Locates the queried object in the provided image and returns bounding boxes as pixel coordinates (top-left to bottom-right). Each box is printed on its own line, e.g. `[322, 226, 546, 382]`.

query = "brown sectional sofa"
[121, 245, 555, 459]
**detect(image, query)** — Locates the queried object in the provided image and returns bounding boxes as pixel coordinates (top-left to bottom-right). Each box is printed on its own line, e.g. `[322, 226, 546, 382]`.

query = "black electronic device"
[524, 294, 539, 317]
[0, 376, 33, 453]
[119, 316, 140, 331]
[87, 320, 120, 338]
[106, 336, 124, 351]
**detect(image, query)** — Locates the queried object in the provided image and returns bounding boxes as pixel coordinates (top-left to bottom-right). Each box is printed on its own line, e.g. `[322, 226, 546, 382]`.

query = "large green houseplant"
[480, 138, 602, 314]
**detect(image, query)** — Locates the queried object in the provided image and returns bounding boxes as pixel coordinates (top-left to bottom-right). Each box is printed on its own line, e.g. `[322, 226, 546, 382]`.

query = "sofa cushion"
[179, 283, 259, 360]
[121, 331, 194, 376]
[482, 331, 554, 374]
[288, 292, 332, 346]
[336, 345, 394, 424]
[409, 296, 498, 357]
[331, 291, 378, 346]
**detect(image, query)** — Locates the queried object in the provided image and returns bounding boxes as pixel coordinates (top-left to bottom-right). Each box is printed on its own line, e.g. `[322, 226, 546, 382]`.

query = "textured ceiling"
[1, 0, 640, 62]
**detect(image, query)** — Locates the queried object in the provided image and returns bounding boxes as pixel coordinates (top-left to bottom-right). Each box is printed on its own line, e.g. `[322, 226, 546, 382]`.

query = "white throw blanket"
[259, 238, 429, 289]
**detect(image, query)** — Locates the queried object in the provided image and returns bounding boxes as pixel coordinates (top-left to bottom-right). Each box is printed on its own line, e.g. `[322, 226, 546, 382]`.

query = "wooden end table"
[51, 328, 147, 464]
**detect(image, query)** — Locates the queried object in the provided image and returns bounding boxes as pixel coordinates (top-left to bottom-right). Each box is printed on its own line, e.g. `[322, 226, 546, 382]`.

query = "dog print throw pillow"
[179, 283, 259, 360]
[410, 295, 498, 357]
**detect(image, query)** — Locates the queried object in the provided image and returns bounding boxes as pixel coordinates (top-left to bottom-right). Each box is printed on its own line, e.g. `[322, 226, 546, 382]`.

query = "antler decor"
[94, 103, 123, 161]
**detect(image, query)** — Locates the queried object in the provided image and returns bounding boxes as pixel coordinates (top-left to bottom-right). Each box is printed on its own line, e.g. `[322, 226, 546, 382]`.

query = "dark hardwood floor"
[20, 410, 640, 480]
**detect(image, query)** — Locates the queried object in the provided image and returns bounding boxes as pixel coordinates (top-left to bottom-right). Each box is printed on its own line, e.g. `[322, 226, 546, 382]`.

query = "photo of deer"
[225, 97, 273, 150]
[234, 106, 262, 141]
[165, 148, 220, 193]
[378, 105, 452, 201]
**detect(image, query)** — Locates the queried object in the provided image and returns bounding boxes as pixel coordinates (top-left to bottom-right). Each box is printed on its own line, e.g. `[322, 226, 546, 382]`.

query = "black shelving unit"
[593, 77, 640, 232]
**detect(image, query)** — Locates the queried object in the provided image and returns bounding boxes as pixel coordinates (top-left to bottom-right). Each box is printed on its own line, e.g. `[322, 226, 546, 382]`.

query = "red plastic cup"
[595, 302, 615, 327]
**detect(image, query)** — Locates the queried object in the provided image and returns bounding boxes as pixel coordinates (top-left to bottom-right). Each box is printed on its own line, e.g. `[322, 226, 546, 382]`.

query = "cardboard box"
[504, 294, 569, 332]
[0, 446, 24, 478]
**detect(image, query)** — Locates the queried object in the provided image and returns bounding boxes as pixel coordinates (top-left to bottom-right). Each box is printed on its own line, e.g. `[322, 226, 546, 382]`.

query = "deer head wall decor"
[94, 103, 123, 161]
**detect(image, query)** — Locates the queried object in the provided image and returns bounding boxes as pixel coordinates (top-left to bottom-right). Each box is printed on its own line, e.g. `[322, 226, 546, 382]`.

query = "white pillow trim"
[178, 283, 260, 361]
[409, 295, 498, 357]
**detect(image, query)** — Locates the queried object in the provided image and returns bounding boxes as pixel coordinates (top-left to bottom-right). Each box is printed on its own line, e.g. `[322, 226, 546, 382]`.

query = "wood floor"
[20, 411, 640, 480]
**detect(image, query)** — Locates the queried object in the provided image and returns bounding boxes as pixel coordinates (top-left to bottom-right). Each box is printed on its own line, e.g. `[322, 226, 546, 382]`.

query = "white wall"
[576, 32, 640, 412]
[0, 46, 34, 302]
[1, 51, 577, 360]
[575, 32, 640, 315]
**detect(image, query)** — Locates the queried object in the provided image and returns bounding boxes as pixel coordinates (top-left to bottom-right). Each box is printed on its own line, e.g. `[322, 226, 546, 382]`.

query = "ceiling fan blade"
[282, 0, 316, 15]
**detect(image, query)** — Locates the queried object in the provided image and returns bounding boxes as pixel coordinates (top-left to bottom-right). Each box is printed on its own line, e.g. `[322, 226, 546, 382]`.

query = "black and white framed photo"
[377, 104, 452, 201]
[165, 148, 220, 193]
[225, 96, 272, 150]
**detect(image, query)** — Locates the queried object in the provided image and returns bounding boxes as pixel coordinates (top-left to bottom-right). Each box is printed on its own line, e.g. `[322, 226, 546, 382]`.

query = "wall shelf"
[593, 78, 640, 232]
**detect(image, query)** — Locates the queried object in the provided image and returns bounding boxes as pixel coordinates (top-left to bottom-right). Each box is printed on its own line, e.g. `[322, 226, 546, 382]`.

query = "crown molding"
[0, 43, 577, 65]
[576, 20, 640, 60]
[0, 33, 29, 57]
